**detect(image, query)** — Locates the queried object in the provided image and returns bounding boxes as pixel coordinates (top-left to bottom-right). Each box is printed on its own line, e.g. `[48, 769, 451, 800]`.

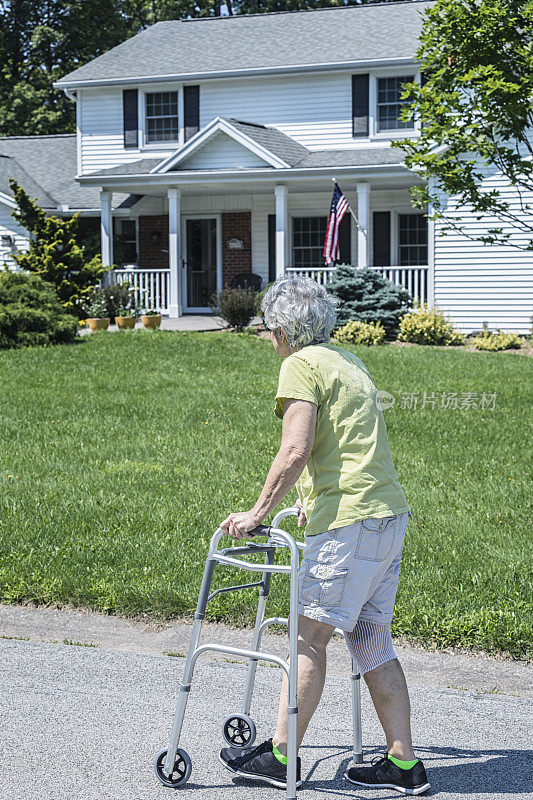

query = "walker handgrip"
[248, 524, 272, 538]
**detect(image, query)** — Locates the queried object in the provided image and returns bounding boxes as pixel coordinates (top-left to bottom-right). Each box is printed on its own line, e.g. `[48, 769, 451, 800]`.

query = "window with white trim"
[377, 75, 415, 132]
[292, 216, 328, 267]
[145, 91, 179, 143]
[398, 213, 427, 265]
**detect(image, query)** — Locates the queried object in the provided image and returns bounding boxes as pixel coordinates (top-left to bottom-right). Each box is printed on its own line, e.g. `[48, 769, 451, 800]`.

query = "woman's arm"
[220, 398, 317, 539]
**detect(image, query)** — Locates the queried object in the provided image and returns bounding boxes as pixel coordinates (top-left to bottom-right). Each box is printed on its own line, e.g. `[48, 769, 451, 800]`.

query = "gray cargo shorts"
[298, 511, 409, 631]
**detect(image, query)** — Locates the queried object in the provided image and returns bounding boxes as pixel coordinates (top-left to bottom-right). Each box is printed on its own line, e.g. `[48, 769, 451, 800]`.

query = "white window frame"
[354, 68, 421, 141]
[290, 211, 329, 269]
[139, 83, 184, 150]
[395, 208, 428, 267]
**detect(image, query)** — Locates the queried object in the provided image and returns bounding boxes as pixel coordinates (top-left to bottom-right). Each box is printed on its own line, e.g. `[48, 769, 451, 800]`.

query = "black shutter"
[123, 89, 138, 149]
[268, 214, 276, 283]
[338, 215, 351, 264]
[352, 74, 369, 138]
[372, 211, 391, 266]
[184, 85, 200, 141]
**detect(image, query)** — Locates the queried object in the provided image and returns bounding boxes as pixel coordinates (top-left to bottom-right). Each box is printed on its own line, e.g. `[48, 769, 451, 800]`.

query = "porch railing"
[286, 265, 429, 305]
[101, 264, 429, 316]
[103, 268, 171, 313]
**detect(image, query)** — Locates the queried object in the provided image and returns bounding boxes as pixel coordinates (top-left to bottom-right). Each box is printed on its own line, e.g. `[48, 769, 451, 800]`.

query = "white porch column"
[168, 187, 182, 318]
[275, 184, 289, 278]
[356, 182, 370, 268]
[100, 190, 113, 267]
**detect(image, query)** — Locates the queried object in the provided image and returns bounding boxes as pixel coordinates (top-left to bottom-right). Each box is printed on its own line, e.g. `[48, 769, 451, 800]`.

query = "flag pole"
[332, 177, 361, 229]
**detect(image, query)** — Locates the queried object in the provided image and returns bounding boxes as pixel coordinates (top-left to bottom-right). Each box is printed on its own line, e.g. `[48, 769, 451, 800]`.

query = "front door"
[183, 217, 219, 312]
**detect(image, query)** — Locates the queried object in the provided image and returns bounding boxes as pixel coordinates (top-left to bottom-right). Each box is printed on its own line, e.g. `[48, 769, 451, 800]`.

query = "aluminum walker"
[154, 506, 363, 800]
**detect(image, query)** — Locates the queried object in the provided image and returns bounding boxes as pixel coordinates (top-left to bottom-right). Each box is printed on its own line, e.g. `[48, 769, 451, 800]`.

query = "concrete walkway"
[81, 315, 262, 333]
[0, 603, 531, 800]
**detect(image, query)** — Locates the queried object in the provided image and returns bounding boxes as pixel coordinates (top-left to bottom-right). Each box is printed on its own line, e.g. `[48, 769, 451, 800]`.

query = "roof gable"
[153, 118, 306, 173]
[54, 2, 435, 87]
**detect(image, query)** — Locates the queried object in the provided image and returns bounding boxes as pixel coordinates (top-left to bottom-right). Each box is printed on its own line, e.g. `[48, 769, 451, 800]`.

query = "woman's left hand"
[220, 511, 262, 540]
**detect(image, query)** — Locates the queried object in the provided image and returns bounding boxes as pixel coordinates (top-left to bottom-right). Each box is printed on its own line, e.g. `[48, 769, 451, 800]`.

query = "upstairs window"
[377, 76, 415, 132]
[146, 91, 178, 143]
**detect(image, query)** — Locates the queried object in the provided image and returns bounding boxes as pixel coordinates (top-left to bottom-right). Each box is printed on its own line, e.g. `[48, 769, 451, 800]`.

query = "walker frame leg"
[350, 657, 363, 764]
[242, 547, 275, 715]
[163, 557, 216, 775]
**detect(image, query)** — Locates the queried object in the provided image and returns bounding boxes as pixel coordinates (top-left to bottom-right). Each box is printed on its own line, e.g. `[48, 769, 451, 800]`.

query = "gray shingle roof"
[0, 134, 133, 210]
[55, 2, 434, 87]
[0, 155, 56, 208]
[85, 143, 406, 178]
[227, 119, 308, 167]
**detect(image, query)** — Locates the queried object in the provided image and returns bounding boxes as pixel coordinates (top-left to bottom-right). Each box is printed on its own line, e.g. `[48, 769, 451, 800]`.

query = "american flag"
[323, 182, 349, 264]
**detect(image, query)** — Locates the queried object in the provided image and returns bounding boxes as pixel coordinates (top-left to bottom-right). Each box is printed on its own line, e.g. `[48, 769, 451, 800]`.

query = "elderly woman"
[219, 276, 430, 796]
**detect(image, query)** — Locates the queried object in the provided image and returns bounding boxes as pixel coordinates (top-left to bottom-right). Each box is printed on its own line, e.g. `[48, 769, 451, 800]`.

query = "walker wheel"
[154, 747, 192, 788]
[222, 713, 257, 748]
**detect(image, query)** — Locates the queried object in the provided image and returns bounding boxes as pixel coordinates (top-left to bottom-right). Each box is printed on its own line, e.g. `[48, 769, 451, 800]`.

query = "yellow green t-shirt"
[274, 343, 408, 536]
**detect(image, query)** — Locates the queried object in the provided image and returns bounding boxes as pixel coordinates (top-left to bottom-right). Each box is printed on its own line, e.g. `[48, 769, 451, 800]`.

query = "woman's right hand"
[295, 499, 307, 527]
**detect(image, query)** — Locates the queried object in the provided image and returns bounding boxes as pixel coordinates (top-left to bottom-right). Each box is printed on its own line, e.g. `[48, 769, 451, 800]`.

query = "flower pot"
[87, 317, 110, 332]
[141, 314, 162, 330]
[115, 316, 136, 329]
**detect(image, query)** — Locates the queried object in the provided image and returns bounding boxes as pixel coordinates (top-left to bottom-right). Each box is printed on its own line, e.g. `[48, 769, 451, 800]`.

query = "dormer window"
[376, 75, 415, 132]
[146, 91, 179, 143]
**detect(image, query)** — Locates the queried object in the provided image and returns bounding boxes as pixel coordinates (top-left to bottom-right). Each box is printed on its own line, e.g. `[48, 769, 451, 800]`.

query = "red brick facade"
[221, 211, 252, 286]
[138, 215, 170, 268]
[137, 212, 253, 286]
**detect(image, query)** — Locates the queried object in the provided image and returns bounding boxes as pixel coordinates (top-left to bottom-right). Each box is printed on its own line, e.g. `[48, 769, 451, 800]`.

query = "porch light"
[1, 234, 13, 248]
[151, 230, 161, 244]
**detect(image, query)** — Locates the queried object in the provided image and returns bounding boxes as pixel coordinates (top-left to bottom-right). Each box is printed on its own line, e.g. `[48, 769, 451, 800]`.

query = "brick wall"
[138, 211, 252, 282]
[221, 211, 251, 286]
[138, 215, 169, 268]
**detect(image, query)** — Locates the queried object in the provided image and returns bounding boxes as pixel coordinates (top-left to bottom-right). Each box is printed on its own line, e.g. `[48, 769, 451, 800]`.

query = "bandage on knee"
[344, 619, 397, 675]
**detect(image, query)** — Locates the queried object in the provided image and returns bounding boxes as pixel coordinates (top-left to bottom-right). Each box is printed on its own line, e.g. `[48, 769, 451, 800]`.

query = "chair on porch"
[231, 273, 262, 291]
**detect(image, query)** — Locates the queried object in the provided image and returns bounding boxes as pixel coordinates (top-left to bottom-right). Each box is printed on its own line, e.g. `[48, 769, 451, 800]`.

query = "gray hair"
[261, 276, 339, 349]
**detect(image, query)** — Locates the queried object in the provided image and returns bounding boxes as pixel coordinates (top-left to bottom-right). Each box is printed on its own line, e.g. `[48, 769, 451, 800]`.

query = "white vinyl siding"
[78, 69, 420, 173]
[0, 203, 29, 270]
[176, 133, 269, 170]
[432, 138, 533, 334]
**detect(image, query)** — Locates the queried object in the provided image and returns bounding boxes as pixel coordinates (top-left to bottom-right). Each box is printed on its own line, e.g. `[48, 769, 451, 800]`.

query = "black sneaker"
[219, 738, 302, 789]
[345, 754, 430, 795]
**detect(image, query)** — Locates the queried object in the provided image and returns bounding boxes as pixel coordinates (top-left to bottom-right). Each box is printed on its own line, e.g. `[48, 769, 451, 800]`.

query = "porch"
[98, 179, 432, 316]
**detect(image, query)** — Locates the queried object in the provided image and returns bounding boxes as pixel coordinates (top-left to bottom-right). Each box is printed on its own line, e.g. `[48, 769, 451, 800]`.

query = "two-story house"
[2, 1, 532, 331]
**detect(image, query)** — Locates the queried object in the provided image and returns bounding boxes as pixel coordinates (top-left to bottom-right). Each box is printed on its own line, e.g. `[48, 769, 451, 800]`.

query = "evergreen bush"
[9, 180, 106, 317]
[209, 285, 257, 330]
[0, 271, 78, 349]
[333, 320, 386, 346]
[326, 265, 412, 337]
[398, 305, 464, 346]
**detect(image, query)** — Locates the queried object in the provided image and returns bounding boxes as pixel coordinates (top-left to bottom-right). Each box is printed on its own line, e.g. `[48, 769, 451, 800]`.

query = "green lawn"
[0, 331, 531, 659]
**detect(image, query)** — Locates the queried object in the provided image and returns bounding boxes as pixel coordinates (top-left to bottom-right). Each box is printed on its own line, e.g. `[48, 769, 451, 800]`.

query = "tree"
[9, 179, 107, 317]
[391, 0, 533, 251]
[0, 0, 406, 135]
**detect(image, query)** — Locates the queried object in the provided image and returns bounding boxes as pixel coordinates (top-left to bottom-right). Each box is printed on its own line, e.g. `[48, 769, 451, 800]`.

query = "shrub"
[326, 265, 412, 337]
[81, 289, 109, 319]
[333, 319, 386, 346]
[471, 330, 522, 351]
[102, 283, 137, 318]
[398, 305, 464, 346]
[9, 180, 106, 317]
[209, 285, 257, 330]
[0, 271, 78, 349]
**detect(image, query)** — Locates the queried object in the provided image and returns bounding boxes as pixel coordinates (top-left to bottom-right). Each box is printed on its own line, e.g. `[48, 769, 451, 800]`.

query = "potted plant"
[140, 306, 162, 330]
[83, 290, 110, 332]
[114, 305, 137, 329]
